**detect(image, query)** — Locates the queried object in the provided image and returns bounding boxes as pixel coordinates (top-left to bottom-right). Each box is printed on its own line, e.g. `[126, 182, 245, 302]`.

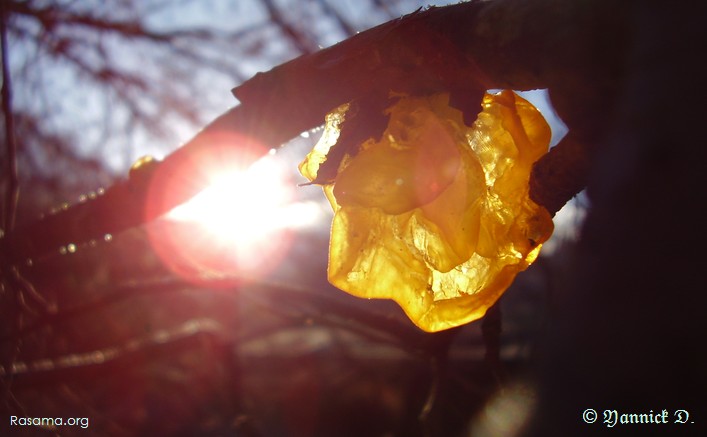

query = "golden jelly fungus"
[299, 91, 553, 332]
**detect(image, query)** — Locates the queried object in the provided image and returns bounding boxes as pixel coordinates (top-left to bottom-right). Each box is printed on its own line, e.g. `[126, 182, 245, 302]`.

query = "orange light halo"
[144, 131, 295, 287]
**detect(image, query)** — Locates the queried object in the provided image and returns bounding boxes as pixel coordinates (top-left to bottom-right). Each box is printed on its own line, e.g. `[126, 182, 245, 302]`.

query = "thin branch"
[5, 0, 257, 158]
[260, 0, 318, 55]
[0, 277, 189, 343]
[1, 1, 18, 233]
[0, 0, 23, 410]
[7, 1, 211, 44]
[0, 318, 228, 388]
[317, 0, 358, 38]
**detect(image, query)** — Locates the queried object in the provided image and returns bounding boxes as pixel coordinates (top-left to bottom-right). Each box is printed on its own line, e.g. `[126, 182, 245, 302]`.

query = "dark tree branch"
[0, 0, 23, 407]
[317, 0, 358, 38]
[4, 0, 262, 189]
[7, 1, 211, 43]
[260, 0, 318, 55]
[0, 318, 227, 389]
[0, 277, 189, 344]
[0, 0, 629, 265]
[530, 133, 590, 216]
[1, 1, 18, 233]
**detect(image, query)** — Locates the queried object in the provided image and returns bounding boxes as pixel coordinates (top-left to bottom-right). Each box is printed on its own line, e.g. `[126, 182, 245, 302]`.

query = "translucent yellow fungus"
[299, 91, 553, 332]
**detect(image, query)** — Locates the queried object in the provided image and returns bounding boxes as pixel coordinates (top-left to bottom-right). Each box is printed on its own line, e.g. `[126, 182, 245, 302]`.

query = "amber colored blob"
[299, 91, 553, 332]
[333, 102, 463, 215]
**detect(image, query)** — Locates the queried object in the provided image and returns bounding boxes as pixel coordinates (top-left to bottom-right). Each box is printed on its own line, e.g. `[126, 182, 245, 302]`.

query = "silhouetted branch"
[1, 0, 23, 407]
[0, 318, 226, 388]
[1, 0, 629, 268]
[0, 277, 190, 344]
[261, 0, 318, 55]
[7, 1, 211, 43]
[317, 0, 358, 38]
[1, 1, 18, 233]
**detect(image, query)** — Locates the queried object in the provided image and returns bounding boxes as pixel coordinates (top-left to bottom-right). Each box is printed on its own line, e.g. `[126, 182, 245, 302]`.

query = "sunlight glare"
[145, 131, 316, 286]
[169, 155, 292, 250]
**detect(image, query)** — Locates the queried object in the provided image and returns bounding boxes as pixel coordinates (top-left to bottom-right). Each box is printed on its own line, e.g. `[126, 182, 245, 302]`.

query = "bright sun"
[169, 152, 292, 248]
[146, 132, 310, 285]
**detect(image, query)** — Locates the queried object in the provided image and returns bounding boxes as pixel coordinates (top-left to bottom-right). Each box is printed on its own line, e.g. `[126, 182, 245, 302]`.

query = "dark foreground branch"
[0, 0, 629, 264]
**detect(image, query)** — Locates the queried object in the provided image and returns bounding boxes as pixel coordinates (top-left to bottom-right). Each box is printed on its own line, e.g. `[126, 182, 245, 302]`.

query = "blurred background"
[1, 1, 585, 436]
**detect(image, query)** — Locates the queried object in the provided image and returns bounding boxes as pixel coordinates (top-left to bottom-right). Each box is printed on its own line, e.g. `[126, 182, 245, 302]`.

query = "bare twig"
[317, 0, 358, 38]
[0, 277, 188, 344]
[261, 0, 318, 55]
[1, 0, 18, 233]
[6, 1, 211, 43]
[0, 318, 227, 388]
[0, 0, 23, 410]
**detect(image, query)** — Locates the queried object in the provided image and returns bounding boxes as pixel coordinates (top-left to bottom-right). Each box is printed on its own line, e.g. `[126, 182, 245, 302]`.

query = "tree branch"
[1, 1, 18, 233]
[260, 0, 318, 55]
[0, 0, 630, 263]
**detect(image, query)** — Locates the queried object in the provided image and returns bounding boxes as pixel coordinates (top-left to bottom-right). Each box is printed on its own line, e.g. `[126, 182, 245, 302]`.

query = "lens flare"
[145, 131, 295, 286]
